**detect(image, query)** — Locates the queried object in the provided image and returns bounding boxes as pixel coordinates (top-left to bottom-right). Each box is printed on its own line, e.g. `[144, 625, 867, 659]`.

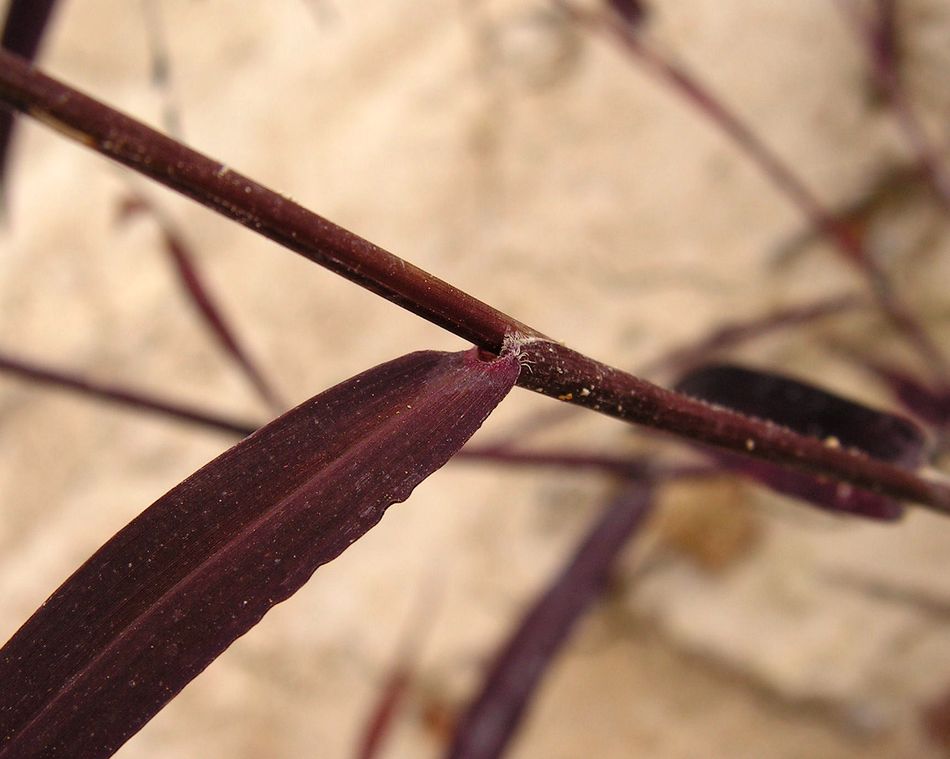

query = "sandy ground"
[2, 0, 950, 756]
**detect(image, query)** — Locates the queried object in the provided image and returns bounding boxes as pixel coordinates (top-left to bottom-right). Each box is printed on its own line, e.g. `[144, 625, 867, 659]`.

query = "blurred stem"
[0, 346, 710, 482]
[140, 0, 183, 138]
[119, 191, 286, 412]
[0, 349, 261, 437]
[1, 49, 949, 513]
[833, 0, 950, 209]
[353, 571, 442, 759]
[446, 480, 655, 759]
[566, 3, 948, 380]
[0, 0, 60, 208]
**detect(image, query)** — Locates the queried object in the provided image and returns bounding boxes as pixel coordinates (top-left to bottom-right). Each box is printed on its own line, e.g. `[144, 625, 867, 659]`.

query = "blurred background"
[1, 0, 950, 756]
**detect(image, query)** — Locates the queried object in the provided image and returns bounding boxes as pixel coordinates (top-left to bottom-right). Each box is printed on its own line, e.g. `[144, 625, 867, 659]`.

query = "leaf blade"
[675, 364, 926, 466]
[674, 363, 927, 518]
[0, 347, 519, 758]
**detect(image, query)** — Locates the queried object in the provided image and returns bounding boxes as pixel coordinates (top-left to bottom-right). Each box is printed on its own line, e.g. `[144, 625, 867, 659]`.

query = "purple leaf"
[675, 364, 927, 519]
[0, 347, 519, 758]
[447, 481, 653, 759]
[676, 364, 926, 466]
[0, 0, 60, 206]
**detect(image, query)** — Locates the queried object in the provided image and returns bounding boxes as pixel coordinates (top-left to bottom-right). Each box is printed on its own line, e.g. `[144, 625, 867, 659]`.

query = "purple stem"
[642, 292, 864, 378]
[0, 0, 60, 207]
[0, 349, 260, 437]
[446, 481, 654, 759]
[0, 0, 58, 59]
[120, 194, 285, 411]
[522, 339, 950, 513]
[353, 575, 442, 759]
[834, 0, 950, 209]
[2, 49, 949, 513]
[570, 4, 948, 378]
[479, 292, 864, 450]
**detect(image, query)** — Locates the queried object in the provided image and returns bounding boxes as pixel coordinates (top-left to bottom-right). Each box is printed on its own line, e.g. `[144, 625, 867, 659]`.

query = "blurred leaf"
[676, 364, 925, 465]
[447, 481, 653, 759]
[701, 450, 905, 519]
[0, 347, 519, 758]
[675, 364, 927, 519]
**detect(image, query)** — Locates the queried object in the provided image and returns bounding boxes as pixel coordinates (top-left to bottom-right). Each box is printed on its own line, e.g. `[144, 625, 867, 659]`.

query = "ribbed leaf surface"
[0, 347, 519, 758]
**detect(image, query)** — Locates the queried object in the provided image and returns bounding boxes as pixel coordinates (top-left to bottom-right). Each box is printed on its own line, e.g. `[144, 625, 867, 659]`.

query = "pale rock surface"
[1, 1, 949, 757]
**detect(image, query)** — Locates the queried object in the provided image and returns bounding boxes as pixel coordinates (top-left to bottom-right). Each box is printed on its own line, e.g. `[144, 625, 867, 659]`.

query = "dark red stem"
[520, 339, 950, 512]
[0, 0, 60, 204]
[0, 49, 539, 356]
[120, 193, 285, 411]
[2, 49, 949, 513]
[447, 481, 654, 759]
[0, 349, 260, 437]
[573, 4, 948, 378]
[834, 0, 950, 209]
